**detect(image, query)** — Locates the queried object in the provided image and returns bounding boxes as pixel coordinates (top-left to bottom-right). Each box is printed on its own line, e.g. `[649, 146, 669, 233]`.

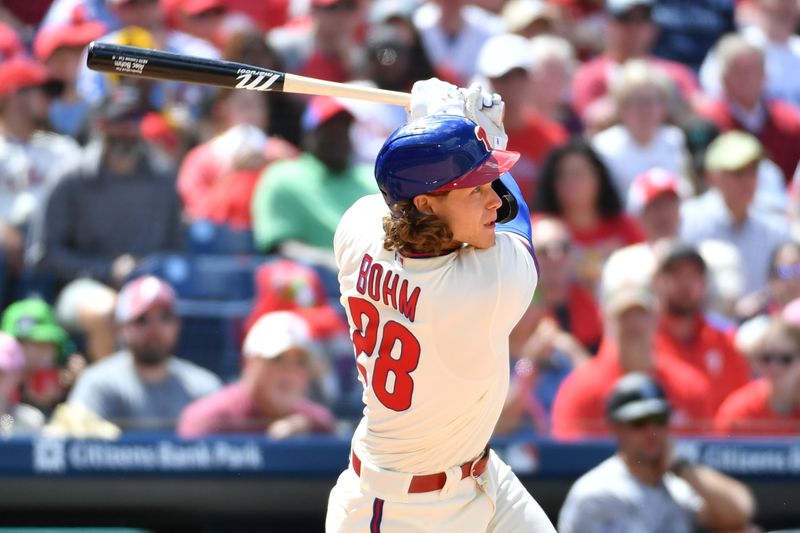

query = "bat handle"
[284, 73, 411, 107]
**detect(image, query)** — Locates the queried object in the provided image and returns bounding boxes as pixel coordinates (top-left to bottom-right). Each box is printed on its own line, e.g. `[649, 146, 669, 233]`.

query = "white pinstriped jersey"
[334, 194, 537, 475]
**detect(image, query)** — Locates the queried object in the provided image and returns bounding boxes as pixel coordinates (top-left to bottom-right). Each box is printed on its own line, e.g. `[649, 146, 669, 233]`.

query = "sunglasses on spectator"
[538, 242, 571, 258]
[626, 412, 669, 429]
[615, 9, 652, 24]
[189, 6, 227, 18]
[116, 0, 157, 7]
[775, 263, 800, 280]
[315, 0, 358, 12]
[757, 352, 797, 366]
[131, 310, 178, 327]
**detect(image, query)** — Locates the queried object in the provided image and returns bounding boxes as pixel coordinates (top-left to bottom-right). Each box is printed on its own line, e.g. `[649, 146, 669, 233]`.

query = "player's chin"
[472, 225, 497, 249]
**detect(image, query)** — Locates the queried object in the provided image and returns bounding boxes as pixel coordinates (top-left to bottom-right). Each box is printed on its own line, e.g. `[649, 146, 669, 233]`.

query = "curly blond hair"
[382, 199, 454, 255]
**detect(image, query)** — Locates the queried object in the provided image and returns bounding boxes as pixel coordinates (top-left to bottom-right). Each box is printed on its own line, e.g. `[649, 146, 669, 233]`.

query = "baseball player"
[326, 79, 555, 532]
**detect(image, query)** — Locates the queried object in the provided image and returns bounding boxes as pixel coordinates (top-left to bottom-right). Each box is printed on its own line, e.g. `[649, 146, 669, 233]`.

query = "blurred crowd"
[0, 0, 800, 454]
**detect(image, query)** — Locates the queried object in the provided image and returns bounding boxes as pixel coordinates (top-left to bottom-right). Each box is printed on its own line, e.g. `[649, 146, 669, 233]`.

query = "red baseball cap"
[0, 23, 23, 61]
[626, 167, 680, 214]
[161, 0, 226, 16]
[301, 95, 354, 132]
[0, 57, 50, 97]
[116, 276, 177, 323]
[33, 20, 106, 61]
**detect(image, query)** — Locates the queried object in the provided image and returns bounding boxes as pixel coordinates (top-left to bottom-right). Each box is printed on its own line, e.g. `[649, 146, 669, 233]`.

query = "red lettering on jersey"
[382, 271, 398, 309]
[356, 254, 373, 295]
[398, 280, 420, 322]
[368, 263, 384, 301]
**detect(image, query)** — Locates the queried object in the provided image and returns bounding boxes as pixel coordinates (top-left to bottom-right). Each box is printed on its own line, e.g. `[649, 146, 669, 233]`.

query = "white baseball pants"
[325, 450, 556, 532]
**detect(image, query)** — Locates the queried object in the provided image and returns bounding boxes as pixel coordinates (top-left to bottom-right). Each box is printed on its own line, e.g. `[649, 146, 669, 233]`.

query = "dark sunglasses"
[757, 352, 797, 366]
[538, 242, 571, 257]
[131, 309, 178, 327]
[615, 8, 652, 24]
[315, 0, 358, 12]
[627, 412, 670, 429]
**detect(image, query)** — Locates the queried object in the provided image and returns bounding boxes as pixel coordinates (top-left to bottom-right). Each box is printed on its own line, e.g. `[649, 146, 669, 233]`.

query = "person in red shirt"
[715, 318, 800, 436]
[534, 139, 645, 294]
[653, 241, 751, 412]
[177, 310, 335, 438]
[551, 276, 713, 440]
[176, 89, 297, 225]
[695, 34, 800, 184]
[475, 33, 568, 203]
[570, 0, 699, 130]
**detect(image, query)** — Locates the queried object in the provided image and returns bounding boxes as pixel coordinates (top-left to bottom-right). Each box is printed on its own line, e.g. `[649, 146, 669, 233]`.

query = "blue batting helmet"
[374, 113, 520, 207]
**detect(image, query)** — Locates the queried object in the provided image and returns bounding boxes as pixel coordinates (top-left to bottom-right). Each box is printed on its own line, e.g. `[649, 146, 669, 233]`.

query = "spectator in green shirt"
[251, 96, 377, 268]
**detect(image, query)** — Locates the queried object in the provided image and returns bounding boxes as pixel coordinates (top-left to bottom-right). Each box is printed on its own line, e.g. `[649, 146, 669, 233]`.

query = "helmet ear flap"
[492, 179, 518, 224]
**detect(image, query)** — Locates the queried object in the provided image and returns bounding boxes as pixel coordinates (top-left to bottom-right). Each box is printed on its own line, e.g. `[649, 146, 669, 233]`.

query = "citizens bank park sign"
[0, 436, 798, 478]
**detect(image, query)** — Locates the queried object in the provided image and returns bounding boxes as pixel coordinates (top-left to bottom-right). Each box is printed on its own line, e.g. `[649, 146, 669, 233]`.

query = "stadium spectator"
[498, 218, 595, 434]
[591, 60, 693, 200]
[700, 0, 800, 110]
[244, 259, 351, 408]
[250, 95, 377, 268]
[42, 0, 121, 31]
[0, 331, 45, 435]
[268, 0, 364, 84]
[652, 241, 751, 412]
[559, 372, 756, 532]
[0, 56, 81, 306]
[1, 299, 84, 415]
[177, 89, 297, 226]
[75, 1, 220, 118]
[68, 276, 221, 432]
[696, 34, 800, 184]
[650, 0, 735, 72]
[476, 33, 568, 204]
[500, 0, 562, 40]
[30, 85, 183, 362]
[681, 131, 790, 297]
[511, 217, 601, 356]
[177, 311, 335, 439]
[412, 0, 505, 85]
[716, 318, 800, 435]
[528, 34, 582, 136]
[550, 264, 713, 439]
[534, 140, 645, 294]
[570, 0, 699, 128]
[626, 168, 682, 243]
[33, 7, 107, 140]
[160, 0, 236, 48]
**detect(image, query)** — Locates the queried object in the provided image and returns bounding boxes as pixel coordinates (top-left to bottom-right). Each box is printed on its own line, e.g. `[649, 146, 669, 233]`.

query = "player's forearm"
[678, 463, 755, 529]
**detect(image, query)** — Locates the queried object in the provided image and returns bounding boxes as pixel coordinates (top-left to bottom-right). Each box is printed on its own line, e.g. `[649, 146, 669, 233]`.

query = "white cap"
[477, 33, 533, 79]
[243, 311, 313, 360]
[606, 0, 653, 16]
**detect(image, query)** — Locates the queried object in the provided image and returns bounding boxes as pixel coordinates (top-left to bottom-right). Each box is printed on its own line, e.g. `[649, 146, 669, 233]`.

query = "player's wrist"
[669, 457, 694, 476]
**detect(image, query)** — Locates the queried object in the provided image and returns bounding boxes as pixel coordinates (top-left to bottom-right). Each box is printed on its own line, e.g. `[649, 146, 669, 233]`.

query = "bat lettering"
[235, 73, 281, 92]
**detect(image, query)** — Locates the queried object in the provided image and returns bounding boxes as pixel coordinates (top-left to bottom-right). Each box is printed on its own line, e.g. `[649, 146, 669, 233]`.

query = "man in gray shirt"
[681, 131, 790, 296]
[558, 372, 755, 533]
[68, 275, 221, 432]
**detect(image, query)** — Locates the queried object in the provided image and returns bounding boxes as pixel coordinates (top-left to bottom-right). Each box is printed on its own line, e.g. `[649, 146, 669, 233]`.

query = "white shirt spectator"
[700, 25, 800, 109]
[558, 455, 703, 533]
[0, 131, 80, 226]
[591, 124, 691, 200]
[681, 189, 790, 295]
[413, 2, 505, 84]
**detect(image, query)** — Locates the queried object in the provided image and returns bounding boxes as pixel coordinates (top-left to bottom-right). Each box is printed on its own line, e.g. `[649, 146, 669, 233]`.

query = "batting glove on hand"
[461, 83, 508, 150]
[408, 78, 466, 122]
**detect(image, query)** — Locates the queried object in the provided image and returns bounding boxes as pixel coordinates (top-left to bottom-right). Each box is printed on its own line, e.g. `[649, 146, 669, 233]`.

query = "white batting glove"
[408, 78, 466, 122]
[461, 83, 508, 150]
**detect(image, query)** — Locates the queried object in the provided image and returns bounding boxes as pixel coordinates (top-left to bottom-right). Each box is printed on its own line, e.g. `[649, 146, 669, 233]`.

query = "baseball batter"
[326, 80, 555, 532]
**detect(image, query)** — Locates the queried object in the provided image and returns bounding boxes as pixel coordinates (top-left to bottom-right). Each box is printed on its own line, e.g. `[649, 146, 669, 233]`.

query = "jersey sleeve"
[334, 194, 388, 271]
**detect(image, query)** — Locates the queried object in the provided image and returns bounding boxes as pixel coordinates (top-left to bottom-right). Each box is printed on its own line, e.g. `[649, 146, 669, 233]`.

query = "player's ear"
[413, 194, 435, 215]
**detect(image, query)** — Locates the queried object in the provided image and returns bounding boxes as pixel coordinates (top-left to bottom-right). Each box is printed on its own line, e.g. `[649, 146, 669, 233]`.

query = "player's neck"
[620, 452, 663, 486]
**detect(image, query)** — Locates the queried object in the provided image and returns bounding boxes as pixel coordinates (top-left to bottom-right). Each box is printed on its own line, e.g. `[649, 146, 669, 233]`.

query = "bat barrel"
[86, 41, 286, 90]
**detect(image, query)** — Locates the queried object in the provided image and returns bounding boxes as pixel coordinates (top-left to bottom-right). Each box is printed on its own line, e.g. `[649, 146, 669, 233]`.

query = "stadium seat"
[131, 253, 271, 301]
[185, 220, 256, 255]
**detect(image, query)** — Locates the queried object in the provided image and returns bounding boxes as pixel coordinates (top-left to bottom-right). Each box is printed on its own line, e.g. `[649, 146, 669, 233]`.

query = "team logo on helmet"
[474, 126, 492, 152]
